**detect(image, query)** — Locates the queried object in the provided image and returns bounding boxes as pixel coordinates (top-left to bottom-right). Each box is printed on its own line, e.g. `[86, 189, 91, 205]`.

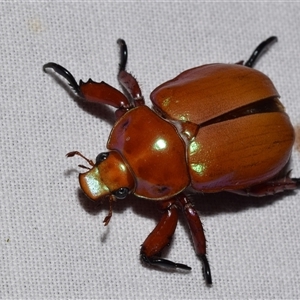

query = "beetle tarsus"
[43, 62, 82, 96]
[199, 254, 212, 285]
[177, 194, 212, 284]
[140, 253, 191, 271]
[245, 36, 278, 68]
[117, 38, 127, 72]
[292, 177, 300, 187]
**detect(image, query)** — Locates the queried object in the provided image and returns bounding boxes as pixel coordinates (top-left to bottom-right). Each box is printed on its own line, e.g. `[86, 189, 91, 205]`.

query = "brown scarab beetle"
[43, 36, 299, 285]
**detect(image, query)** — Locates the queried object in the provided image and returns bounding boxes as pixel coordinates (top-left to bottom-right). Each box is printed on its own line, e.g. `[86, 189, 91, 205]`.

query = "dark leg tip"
[291, 178, 300, 187]
[244, 36, 278, 68]
[199, 254, 212, 285]
[42, 62, 82, 96]
[140, 252, 191, 271]
[117, 38, 127, 72]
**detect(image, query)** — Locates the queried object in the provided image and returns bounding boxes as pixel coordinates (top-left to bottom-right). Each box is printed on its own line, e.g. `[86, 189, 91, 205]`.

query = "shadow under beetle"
[43, 37, 300, 285]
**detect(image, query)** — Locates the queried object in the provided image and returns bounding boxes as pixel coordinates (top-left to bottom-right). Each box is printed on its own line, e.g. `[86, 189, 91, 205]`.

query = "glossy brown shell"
[151, 63, 295, 192]
[151, 63, 280, 124]
[188, 112, 294, 191]
[107, 106, 190, 200]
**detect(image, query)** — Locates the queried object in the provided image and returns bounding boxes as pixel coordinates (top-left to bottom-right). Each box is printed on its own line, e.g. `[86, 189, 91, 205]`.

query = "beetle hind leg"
[233, 172, 300, 197]
[140, 200, 191, 272]
[244, 36, 277, 68]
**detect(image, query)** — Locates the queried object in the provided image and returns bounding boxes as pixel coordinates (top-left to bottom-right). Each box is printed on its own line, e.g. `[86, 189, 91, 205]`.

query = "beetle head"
[79, 150, 135, 201]
[67, 150, 135, 225]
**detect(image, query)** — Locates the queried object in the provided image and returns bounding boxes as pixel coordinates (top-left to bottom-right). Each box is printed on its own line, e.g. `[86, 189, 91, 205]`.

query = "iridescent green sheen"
[189, 140, 201, 154]
[80, 167, 109, 199]
[190, 163, 206, 175]
[162, 97, 171, 107]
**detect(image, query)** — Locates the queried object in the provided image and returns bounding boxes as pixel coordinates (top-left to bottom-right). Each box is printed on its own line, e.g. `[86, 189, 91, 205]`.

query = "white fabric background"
[1, 2, 300, 299]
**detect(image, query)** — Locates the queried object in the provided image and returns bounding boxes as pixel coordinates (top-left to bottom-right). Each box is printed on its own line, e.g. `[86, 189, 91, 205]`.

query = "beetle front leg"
[43, 62, 132, 118]
[117, 39, 145, 107]
[140, 200, 191, 271]
[177, 194, 212, 285]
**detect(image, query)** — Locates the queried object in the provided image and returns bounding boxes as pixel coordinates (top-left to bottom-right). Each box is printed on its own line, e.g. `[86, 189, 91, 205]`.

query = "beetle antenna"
[103, 195, 116, 226]
[117, 39, 128, 72]
[43, 62, 83, 97]
[245, 36, 278, 68]
[78, 164, 91, 170]
[66, 151, 95, 167]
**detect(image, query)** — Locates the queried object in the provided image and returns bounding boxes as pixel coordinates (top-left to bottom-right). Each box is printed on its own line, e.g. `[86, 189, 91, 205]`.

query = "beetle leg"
[233, 172, 300, 197]
[43, 62, 132, 118]
[140, 200, 191, 271]
[244, 36, 277, 68]
[117, 39, 145, 107]
[177, 194, 212, 285]
[79, 80, 131, 118]
[43, 62, 82, 96]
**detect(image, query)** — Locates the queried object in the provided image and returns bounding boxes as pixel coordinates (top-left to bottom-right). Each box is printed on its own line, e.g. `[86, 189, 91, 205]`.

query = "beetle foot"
[291, 177, 300, 187]
[43, 62, 82, 96]
[140, 253, 191, 271]
[198, 254, 212, 285]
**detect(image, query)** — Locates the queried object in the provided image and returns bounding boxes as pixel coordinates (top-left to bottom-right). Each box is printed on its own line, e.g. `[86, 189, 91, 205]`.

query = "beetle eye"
[96, 152, 109, 164]
[113, 187, 129, 199]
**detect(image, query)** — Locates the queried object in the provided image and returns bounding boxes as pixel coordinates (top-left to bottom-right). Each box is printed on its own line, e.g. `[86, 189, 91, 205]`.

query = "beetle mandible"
[43, 36, 300, 285]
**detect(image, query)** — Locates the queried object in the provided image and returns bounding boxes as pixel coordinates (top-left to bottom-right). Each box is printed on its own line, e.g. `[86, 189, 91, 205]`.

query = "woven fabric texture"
[1, 2, 300, 299]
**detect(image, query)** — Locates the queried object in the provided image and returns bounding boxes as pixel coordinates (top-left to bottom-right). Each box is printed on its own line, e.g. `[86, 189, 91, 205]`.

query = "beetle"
[43, 36, 299, 285]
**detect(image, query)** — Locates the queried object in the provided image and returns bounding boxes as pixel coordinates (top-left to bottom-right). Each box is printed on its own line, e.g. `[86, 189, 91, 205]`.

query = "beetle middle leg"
[117, 39, 145, 107]
[140, 200, 191, 271]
